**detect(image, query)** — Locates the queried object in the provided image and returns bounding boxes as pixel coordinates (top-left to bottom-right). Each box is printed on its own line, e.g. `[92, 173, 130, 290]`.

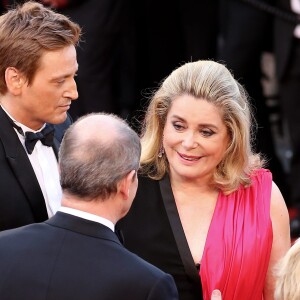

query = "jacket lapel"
[0, 107, 48, 222]
[52, 136, 60, 159]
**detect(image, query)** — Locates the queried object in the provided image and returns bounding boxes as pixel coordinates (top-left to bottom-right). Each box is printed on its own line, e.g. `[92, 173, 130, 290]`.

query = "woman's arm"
[264, 181, 291, 299]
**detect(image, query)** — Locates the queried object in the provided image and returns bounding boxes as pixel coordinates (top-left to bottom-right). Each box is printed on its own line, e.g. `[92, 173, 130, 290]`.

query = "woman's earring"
[158, 144, 165, 158]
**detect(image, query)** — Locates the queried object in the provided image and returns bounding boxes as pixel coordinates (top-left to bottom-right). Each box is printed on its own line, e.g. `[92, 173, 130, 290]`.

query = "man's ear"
[119, 170, 136, 200]
[5, 67, 25, 96]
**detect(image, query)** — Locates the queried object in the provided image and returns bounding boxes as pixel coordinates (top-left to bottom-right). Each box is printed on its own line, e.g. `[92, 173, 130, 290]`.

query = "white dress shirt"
[59, 206, 115, 232]
[2, 106, 62, 217]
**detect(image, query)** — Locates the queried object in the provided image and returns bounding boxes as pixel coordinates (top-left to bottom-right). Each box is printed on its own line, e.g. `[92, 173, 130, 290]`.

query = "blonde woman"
[117, 60, 290, 300]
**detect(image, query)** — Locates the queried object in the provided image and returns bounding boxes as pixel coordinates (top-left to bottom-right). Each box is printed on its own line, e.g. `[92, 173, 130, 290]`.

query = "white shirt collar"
[1, 105, 45, 133]
[59, 206, 115, 232]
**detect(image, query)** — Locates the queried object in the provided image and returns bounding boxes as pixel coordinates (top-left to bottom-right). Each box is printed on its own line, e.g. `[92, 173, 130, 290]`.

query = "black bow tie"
[24, 124, 55, 154]
[3, 108, 56, 155]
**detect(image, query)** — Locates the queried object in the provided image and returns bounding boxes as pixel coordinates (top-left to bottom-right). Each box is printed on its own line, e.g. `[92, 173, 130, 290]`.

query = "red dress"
[200, 169, 273, 300]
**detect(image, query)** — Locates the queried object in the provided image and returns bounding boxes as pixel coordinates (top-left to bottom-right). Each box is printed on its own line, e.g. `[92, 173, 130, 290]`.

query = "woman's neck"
[169, 172, 215, 195]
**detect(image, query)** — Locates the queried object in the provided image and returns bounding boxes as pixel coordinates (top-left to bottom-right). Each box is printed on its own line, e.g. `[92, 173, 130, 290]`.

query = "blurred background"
[1, 0, 300, 236]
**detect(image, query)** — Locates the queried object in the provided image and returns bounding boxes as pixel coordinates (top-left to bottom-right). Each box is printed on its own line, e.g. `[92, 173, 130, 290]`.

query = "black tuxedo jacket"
[117, 175, 203, 300]
[0, 107, 71, 231]
[0, 212, 178, 300]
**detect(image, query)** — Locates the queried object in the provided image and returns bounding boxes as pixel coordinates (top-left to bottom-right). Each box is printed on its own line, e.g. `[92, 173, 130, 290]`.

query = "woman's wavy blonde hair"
[140, 60, 263, 194]
[274, 239, 300, 300]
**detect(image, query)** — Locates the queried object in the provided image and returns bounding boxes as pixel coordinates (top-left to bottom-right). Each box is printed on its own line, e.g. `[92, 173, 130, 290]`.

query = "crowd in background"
[1, 0, 300, 231]
[2, 0, 300, 236]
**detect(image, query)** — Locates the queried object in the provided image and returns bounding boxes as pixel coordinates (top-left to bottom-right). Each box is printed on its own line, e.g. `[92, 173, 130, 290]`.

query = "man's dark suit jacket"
[0, 106, 71, 231]
[0, 212, 179, 300]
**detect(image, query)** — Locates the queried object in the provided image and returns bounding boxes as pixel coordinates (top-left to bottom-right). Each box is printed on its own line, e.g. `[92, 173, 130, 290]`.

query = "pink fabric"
[200, 169, 273, 300]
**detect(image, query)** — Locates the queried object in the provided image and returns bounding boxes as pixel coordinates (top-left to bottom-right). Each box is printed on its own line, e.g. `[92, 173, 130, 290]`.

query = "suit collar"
[46, 212, 122, 245]
[59, 206, 115, 231]
[0, 106, 23, 159]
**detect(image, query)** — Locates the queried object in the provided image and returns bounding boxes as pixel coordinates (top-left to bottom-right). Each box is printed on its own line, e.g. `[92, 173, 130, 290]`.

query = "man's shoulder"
[118, 245, 171, 279]
[0, 223, 48, 251]
[0, 222, 48, 239]
[52, 113, 72, 142]
[115, 248, 178, 298]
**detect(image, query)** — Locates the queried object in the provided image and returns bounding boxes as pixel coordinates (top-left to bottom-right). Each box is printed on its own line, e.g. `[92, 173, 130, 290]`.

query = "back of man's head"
[0, 1, 81, 95]
[59, 113, 141, 201]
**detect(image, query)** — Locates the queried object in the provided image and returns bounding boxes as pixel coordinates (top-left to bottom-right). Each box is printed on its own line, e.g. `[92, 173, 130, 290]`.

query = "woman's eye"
[173, 123, 184, 130]
[201, 129, 214, 137]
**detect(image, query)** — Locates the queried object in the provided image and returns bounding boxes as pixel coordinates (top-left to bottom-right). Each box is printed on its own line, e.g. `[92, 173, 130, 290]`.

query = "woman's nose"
[181, 132, 198, 149]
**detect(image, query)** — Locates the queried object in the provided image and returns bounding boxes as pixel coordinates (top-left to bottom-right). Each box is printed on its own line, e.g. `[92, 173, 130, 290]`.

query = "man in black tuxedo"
[0, 1, 81, 231]
[0, 113, 179, 300]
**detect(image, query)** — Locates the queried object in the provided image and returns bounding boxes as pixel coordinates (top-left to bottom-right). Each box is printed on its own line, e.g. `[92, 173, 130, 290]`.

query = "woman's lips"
[177, 152, 201, 161]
